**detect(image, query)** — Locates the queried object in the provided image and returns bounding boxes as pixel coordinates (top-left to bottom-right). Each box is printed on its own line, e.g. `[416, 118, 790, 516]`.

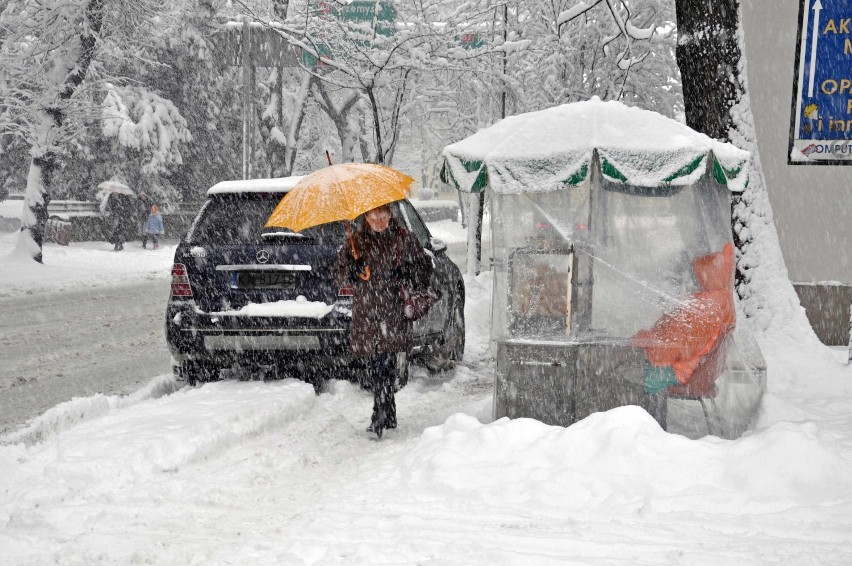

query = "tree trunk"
[675, 0, 742, 140]
[284, 73, 315, 175]
[313, 82, 360, 163]
[272, 0, 289, 20]
[15, 131, 54, 264]
[261, 68, 289, 178]
[675, 0, 752, 295]
[381, 70, 411, 166]
[15, 0, 105, 263]
[365, 86, 384, 164]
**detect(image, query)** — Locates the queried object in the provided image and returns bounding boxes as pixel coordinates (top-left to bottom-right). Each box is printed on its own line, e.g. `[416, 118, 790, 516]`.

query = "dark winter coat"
[137, 194, 152, 224]
[334, 217, 433, 355]
[106, 193, 136, 222]
[105, 193, 136, 241]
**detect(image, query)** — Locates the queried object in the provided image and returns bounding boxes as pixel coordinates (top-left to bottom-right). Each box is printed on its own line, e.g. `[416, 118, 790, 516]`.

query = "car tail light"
[171, 263, 193, 297]
[338, 285, 353, 297]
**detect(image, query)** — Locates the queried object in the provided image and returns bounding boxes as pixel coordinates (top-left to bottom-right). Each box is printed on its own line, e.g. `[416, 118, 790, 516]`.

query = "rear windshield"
[188, 194, 346, 245]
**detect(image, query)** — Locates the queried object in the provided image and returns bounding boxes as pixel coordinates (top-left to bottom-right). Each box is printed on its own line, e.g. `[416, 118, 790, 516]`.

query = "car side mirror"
[430, 237, 447, 253]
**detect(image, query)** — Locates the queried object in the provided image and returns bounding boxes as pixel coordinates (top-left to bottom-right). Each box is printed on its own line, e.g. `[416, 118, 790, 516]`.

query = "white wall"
[740, 0, 852, 284]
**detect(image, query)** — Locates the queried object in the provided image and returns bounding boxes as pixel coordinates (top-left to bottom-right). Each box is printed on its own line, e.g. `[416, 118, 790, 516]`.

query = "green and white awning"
[440, 98, 750, 194]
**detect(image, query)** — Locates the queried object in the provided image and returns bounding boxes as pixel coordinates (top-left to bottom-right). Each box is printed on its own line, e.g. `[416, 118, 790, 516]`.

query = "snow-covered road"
[0, 369, 494, 563]
[0, 280, 173, 433]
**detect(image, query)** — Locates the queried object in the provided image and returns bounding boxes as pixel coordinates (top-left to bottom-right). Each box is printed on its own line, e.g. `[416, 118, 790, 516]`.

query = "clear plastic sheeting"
[491, 174, 733, 345]
[589, 176, 733, 341]
[667, 322, 767, 439]
[490, 181, 590, 344]
[491, 165, 766, 438]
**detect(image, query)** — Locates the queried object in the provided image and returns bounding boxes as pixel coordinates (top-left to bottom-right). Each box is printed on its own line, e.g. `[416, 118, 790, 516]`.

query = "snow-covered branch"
[100, 83, 192, 175]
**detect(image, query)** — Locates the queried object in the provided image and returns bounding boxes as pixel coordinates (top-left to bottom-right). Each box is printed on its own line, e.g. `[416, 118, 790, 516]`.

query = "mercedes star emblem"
[256, 250, 270, 264]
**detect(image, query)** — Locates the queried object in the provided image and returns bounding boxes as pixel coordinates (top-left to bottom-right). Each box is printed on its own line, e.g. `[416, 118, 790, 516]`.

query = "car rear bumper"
[201, 333, 324, 351]
[165, 301, 353, 361]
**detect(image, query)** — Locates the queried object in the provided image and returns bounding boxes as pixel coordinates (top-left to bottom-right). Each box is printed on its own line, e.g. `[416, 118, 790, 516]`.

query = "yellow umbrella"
[265, 163, 415, 280]
[265, 163, 414, 233]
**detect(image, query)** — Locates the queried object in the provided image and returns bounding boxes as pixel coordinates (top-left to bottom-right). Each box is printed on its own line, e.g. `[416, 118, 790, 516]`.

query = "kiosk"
[441, 99, 766, 438]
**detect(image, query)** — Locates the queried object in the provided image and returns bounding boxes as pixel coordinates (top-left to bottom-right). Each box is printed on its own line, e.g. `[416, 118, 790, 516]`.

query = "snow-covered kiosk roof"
[440, 98, 750, 194]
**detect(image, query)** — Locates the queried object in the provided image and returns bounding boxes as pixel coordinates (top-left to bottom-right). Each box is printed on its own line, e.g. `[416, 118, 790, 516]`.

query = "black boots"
[366, 413, 397, 439]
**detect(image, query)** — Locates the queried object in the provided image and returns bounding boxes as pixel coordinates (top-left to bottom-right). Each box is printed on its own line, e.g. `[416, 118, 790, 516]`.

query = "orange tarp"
[632, 243, 735, 385]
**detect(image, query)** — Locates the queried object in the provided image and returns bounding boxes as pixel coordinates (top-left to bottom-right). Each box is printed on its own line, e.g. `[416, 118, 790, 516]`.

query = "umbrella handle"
[345, 220, 371, 281]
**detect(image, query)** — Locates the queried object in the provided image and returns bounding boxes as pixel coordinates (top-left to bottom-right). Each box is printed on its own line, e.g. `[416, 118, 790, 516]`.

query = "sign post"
[217, 22, 302, 179]
[789, 0, 852, 164]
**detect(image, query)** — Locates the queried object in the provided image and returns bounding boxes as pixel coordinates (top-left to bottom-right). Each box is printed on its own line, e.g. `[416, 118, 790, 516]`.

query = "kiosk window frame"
[507, 245, 576, 339]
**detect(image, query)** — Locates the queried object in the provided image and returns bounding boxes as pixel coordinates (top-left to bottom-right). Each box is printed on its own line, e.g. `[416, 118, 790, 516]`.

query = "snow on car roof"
[206, 176, 305, 196]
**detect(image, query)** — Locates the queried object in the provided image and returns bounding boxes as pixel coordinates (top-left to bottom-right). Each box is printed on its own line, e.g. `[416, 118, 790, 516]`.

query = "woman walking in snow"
[334, 204, 432, 439]
[143, 204, 165, 249]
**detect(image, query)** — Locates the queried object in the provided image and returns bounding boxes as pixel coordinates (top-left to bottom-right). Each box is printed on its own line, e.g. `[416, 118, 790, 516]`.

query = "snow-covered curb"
[1, 374, 181, 446]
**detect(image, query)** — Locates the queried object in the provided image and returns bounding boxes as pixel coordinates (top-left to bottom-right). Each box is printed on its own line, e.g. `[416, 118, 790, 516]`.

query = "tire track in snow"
[0, 380, 318, 523]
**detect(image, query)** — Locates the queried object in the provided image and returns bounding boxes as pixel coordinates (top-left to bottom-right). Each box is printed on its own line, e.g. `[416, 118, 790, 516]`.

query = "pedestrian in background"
[105, 191, 135, 251]
[334, 204, 432, 439]
[137, 193, 152, 247]
[144, 204, 165, 250]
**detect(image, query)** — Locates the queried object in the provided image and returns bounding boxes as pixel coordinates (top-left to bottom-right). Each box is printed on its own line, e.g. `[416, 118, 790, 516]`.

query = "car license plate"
[233, 271, 297, 289]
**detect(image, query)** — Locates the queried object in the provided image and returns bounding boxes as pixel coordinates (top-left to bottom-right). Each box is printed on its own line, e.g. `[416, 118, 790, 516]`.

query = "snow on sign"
[790, 0, 852, 164]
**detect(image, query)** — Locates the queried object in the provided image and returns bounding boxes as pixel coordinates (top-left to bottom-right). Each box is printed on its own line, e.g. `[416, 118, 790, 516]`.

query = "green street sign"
[316, 1, 396, 36]
[302, 41, 332, 67]
[319, 1, 395, 23]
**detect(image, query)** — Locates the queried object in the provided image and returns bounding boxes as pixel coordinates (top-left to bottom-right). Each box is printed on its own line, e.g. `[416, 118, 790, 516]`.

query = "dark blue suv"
[165, 176, 465, 388]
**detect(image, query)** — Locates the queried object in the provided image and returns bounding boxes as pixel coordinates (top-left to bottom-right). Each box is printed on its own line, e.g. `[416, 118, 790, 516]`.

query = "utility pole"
[226, 8, 300, 180]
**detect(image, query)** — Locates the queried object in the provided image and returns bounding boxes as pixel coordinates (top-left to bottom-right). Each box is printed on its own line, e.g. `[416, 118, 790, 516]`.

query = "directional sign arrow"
[808, 0, 823, 97]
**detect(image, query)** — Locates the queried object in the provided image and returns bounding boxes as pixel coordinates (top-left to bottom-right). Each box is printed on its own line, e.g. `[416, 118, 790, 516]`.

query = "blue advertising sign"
[789, 0, 852, 164]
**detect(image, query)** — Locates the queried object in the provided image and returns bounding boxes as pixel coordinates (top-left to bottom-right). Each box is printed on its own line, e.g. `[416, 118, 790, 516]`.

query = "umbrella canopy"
[440, 97, 751, 194]
[265, 163, 414, 233]
[96, 180, 134, 196]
